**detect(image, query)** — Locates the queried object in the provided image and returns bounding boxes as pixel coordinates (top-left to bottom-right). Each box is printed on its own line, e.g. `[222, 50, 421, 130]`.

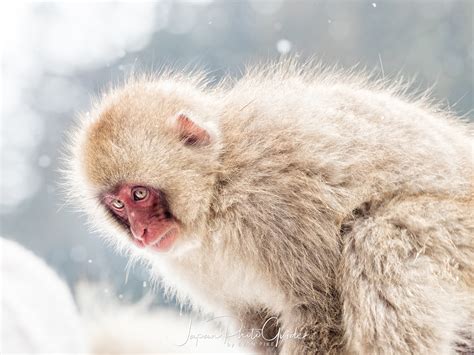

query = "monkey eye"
[111, 199, 124, 209]
[132, 187, 148, 201]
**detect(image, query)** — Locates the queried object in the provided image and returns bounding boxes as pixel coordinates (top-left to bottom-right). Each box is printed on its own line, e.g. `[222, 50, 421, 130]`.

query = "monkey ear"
[173, 112, 213, 146]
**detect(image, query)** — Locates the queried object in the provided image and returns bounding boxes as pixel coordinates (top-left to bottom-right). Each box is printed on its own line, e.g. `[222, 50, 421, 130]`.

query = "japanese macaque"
[66, 61, 473, 354]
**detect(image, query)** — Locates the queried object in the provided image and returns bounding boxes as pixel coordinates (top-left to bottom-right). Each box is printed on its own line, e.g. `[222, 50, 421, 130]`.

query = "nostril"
[131, 226, 147, 241]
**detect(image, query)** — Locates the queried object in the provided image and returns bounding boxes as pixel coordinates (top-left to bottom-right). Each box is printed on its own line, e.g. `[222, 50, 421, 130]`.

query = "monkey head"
[66, 78, 221, 254]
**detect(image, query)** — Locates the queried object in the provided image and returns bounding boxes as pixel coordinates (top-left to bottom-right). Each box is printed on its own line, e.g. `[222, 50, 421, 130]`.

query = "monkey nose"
[130, 225, 147, 241]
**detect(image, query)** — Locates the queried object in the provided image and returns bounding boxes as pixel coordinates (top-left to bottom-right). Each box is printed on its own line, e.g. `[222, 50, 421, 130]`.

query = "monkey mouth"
[149, 226, 179, 252]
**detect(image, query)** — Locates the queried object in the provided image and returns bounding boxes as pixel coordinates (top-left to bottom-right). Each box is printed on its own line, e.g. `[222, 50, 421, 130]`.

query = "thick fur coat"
[67, 61, 473, 354]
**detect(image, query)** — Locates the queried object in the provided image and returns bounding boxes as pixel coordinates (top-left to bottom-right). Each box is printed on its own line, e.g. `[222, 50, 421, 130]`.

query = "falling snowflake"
[276, 39, 292, 55]
[38, 155, 51, 168]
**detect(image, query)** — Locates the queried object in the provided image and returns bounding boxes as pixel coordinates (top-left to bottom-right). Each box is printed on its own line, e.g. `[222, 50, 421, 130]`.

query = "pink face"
[103, 184, 179, 252]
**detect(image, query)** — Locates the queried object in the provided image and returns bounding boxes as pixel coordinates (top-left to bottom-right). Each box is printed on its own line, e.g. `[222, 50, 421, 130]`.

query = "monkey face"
[66, 79, 221, 253]
[102, 183, 180, 252]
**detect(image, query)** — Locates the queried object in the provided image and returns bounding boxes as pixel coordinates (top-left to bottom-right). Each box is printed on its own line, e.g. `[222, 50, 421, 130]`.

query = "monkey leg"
[339, 198, 472, 354]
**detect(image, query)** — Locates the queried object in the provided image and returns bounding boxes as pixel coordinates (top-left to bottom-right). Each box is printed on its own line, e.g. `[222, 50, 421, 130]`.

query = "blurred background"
[1, 0, 472, 304]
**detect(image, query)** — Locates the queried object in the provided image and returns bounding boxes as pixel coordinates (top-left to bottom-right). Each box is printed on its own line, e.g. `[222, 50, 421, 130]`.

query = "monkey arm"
[235, 307, 281, 354]
[338, 196, 473, 354]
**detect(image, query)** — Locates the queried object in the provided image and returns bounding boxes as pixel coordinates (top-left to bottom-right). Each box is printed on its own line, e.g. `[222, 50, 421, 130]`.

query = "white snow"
[0, 238, 87, 353]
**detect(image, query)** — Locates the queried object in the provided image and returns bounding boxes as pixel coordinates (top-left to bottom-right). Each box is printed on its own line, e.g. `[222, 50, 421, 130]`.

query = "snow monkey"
[66, 61, 473, 354]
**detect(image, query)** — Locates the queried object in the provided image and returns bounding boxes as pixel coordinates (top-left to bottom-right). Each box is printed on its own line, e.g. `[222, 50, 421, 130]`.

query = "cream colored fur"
[66, 60, 473, 354]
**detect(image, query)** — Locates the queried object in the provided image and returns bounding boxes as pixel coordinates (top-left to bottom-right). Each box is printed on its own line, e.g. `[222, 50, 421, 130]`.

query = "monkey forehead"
[77, 78, 219, 187]
[80, 117, 182, 187]
[81, 110, 166, 187]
